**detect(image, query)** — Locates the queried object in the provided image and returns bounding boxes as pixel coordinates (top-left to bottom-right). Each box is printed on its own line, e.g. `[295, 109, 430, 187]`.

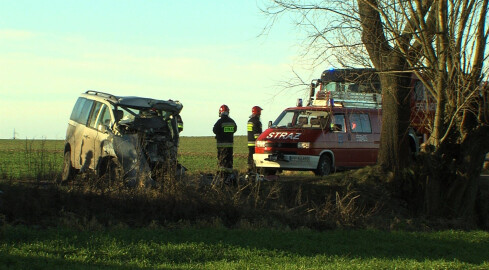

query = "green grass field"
[0, 139, 63, 179]
[1, 138, 489, 269]
[0, 136, 251, 179]
[1, 226, 488, 269]
[178, 136, 249, 173]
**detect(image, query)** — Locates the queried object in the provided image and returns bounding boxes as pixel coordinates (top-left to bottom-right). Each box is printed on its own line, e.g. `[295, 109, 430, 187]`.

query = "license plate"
[289, 156, 310, 161]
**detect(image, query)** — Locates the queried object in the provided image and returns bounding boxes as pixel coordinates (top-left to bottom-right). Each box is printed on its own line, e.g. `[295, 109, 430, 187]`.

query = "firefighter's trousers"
[217, 147, 233, 172]
[247, 146, 255, 170]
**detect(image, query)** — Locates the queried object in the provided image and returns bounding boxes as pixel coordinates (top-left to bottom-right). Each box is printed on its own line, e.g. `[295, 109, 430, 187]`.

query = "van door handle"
[84, 135, 90, 139]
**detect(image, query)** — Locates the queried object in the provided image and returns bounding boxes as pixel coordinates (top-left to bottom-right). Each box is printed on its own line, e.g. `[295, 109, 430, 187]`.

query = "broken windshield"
[272, 110, 330, 129]
[118, 106, 174, 123]
[115, 105, 179, 139]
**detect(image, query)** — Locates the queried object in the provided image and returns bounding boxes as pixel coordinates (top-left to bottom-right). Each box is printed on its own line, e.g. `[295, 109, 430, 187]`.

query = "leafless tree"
[262, 0, 489, 221]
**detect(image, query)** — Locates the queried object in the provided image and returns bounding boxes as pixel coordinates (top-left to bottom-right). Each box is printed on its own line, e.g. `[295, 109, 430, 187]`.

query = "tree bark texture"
[358, 0, 412, 175]
[420, 126, 489, 221]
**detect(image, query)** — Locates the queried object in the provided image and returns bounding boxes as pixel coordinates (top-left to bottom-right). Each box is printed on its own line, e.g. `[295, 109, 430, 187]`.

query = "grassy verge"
[1, 226, 488, 269]
[0, 136, 252, 179]
[1, 138, 489, 269]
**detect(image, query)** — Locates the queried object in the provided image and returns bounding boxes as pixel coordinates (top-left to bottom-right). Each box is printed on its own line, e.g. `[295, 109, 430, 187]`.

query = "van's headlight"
[297, 142, 310, 149]
[256, 140, 267, 148]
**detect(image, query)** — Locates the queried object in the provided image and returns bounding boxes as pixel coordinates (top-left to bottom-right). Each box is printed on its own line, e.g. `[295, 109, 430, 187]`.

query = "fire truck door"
[347, 113, 376, 166]
[324, 114, 350, 167]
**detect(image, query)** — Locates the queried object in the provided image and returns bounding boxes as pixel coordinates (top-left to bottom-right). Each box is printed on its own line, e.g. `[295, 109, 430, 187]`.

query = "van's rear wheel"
[61, 151, 75, 183]
[314, 155, 332, 176]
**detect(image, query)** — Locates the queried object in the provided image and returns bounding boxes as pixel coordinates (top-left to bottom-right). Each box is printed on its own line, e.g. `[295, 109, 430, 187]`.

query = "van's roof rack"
[312, 90, 382, 109]
[85, 90, 117, 100]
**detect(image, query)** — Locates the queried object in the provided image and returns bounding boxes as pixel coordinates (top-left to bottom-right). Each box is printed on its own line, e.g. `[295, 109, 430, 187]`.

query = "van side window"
[332, 114, 346, 132]
[88, 102, 103, 128]
[349, 113, 372, 133]
[79, 100, 94, 126]
[70, 97, 94, 125]
[70, 97, 87, 123]
[98, 105, 112, 127]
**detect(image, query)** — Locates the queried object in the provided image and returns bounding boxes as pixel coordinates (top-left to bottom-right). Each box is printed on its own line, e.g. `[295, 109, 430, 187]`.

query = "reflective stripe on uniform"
[217, 142, 233, 147]
[247, 142, 255, 146]
[247, 122, 253, 131]
[221, 122, 235, 133]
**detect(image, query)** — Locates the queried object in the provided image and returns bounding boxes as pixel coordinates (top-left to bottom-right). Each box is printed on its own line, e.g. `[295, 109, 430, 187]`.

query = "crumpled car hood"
[117, 96, 183, 114]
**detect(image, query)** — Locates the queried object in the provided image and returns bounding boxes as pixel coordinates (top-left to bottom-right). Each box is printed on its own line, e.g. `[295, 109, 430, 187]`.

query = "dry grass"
[0, 167, 389, 231]
[1, 139, 488, 231]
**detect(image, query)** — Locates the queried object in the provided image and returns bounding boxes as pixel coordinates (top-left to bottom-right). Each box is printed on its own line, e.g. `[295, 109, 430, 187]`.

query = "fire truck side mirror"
[330, 124, 342, 132]
[268, 121, 272, 128]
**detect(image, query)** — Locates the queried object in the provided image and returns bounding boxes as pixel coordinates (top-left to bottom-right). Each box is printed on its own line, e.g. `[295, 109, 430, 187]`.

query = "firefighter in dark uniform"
[213, 105, 237, 175]
[247, 106, 263, 172]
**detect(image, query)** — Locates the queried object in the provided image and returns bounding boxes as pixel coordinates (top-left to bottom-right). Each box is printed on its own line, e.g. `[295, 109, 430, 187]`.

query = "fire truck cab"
[253, 68, 421, 176]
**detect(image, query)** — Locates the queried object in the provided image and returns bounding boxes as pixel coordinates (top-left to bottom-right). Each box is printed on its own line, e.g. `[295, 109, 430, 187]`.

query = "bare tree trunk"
[358, 0, 412, 175]
[377, 65, 412, 173]
[421, 127, 488, 221]
[429, 1, 448, 148]
[421, 0, 489, 221]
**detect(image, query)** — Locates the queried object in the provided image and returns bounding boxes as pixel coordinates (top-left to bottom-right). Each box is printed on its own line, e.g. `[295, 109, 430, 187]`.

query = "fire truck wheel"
[315, 155, 332, 176]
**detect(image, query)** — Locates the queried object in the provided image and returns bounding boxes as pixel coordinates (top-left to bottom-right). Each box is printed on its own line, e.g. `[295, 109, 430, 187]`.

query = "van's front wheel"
[99, 157, 123, 185]
[314, 155, 332, 176]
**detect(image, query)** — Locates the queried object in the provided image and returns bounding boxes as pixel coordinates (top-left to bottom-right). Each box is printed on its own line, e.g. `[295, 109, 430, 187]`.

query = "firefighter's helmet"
[252, 106, 262, 116]
[219, 104, 229, 116]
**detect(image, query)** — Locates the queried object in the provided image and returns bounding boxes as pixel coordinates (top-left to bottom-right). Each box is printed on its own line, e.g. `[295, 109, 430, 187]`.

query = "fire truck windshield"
[271, 110, 330, 129]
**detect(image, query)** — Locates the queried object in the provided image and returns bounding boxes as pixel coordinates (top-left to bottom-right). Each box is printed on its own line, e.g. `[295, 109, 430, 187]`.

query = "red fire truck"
[253, 68, 433, 176]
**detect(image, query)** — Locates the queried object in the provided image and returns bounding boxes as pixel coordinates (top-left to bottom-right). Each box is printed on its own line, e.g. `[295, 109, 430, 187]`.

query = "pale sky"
[0, 0, 322, 139]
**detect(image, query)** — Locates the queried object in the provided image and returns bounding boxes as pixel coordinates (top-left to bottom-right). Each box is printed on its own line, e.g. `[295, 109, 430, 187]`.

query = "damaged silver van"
[61, 90, 183, 185]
